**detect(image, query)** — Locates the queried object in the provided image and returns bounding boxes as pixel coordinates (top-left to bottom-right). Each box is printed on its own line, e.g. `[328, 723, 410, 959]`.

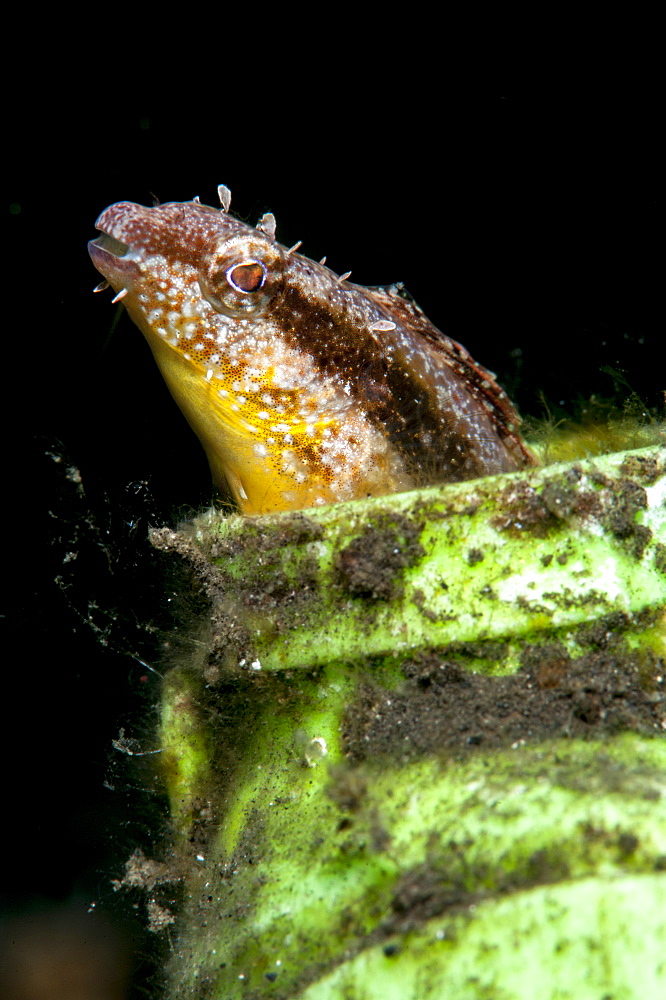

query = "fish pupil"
[228, 261, 265, 293]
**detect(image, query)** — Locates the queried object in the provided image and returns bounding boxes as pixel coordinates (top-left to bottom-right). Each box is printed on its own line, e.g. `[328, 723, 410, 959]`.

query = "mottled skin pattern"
[89, 192, 534, 514]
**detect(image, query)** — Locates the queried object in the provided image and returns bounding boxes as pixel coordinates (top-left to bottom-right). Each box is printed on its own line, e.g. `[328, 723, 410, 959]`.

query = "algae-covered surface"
[297, 874, 666, 1000]
[142, 446, 666, 999]
[153, 446, 665, 676]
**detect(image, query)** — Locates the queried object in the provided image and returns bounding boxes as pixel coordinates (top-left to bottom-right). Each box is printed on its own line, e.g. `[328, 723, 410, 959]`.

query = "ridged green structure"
[151, 445, 666, 999]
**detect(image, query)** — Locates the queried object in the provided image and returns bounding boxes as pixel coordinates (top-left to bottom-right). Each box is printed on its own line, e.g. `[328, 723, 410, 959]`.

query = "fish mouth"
[91, 231, 129, 258]
[88, 229, 140, 287]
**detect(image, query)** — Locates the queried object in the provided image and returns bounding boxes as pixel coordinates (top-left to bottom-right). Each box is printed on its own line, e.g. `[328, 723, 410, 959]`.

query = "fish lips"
[88, 231, 142, 289]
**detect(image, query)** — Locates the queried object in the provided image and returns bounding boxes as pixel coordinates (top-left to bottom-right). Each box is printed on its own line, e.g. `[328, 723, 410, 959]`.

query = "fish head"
[89, 199, 287, 325]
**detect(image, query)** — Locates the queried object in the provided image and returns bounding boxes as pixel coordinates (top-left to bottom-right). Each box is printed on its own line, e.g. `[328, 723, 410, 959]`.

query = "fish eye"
[199, 235, 284, 317]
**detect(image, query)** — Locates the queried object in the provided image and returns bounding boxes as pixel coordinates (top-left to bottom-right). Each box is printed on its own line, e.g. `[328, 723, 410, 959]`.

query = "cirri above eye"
[198, 234, 285, 316]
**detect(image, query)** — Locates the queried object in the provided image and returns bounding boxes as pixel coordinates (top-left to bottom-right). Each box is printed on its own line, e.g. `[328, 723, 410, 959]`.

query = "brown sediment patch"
[343, 624, 665, 763]
[335, 513, 425, 601]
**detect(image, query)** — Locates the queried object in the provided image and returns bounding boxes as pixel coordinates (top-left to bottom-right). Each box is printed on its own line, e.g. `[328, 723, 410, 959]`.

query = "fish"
[89, 186, 535, 515]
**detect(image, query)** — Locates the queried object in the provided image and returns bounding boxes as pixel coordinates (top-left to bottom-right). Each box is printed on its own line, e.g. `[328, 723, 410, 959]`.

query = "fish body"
[89, 191, 534, 514]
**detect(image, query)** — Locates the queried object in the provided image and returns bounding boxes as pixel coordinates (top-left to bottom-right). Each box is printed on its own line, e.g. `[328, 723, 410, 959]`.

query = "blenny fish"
[89, 186, 534, 514]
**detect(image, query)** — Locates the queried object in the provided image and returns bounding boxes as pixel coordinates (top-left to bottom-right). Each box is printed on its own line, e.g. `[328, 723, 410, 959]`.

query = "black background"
[3, 80, 661, 995]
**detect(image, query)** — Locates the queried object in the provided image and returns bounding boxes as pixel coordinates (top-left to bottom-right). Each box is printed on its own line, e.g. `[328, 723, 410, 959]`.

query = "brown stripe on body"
[270, 282, 482, 483]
